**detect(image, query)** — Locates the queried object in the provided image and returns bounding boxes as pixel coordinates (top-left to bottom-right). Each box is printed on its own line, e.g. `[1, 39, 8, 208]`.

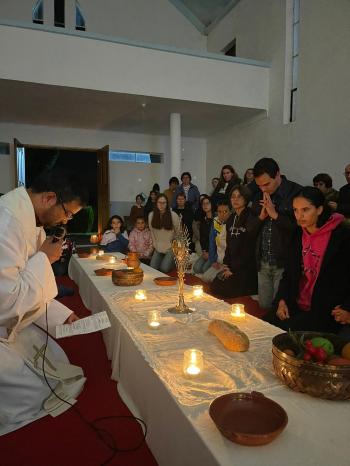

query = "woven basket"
[112, 268, 144, 286]
[272, 332, 350, 400]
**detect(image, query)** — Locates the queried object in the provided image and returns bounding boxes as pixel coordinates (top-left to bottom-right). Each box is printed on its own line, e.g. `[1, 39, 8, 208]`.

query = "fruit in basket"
[327, 357, 350, 366]
[341, 342, 350, 360]
[310, 337, 334, 356]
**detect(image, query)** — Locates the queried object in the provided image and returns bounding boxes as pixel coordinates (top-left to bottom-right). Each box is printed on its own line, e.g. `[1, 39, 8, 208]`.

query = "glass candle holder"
[148, 310, 161, 329]
[183, 349, 203, 376]
[109, 256, 116, 264]
[90, 234, 99, 244]
[230, 303, 246, 320]
[192, 285, 203, 298]
[135, 289, 147, 301]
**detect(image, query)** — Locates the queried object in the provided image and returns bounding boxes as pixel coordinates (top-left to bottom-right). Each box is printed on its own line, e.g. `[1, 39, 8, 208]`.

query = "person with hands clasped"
[264, 187, 350, 340]
[251, 158, 301, 310]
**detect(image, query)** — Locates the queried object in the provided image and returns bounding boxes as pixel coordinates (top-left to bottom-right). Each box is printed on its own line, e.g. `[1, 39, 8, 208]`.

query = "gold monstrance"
[167, 221, 193, 314]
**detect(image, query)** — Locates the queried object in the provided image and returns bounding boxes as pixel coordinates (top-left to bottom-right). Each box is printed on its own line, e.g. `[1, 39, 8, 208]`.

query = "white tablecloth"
[69, 254, 350, 466]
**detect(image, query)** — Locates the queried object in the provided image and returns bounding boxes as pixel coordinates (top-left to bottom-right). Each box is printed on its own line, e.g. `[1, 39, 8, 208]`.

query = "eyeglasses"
[58, 197, 74, 220]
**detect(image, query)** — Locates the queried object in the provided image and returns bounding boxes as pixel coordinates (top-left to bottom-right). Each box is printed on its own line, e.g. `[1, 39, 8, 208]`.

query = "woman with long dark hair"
[211, 164, 241, 208]
[211, 185, 259, 297]
[264, 187, 350, 338]
[100, 215, 129, 253]
[149, 194, 180, 273]
[193, 195, 214, 274]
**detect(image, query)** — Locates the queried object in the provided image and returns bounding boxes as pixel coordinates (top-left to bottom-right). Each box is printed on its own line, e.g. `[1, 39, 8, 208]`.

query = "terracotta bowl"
[77, 251, 91, 258]
[94, 268, 113, 276]
[272, 332, 350, 400]
[96, 254, 113, 261]
[153, 277, 177, 286]
[209, 392, 288, 446]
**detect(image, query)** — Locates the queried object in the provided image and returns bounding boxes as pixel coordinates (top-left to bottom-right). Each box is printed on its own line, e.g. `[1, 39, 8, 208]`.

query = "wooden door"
[96, 145, 109, 235]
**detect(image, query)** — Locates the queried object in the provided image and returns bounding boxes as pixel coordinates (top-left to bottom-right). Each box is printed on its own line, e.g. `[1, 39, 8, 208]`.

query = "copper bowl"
[209, 392, 288, 446]
[112, 268, 144, 286]
[272, 332, 350, 400]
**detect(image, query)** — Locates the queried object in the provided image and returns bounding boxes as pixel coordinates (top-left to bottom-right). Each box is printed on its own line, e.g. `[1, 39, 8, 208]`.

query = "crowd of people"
[100, 158, 350, 339]
[1, 158, 350, 434]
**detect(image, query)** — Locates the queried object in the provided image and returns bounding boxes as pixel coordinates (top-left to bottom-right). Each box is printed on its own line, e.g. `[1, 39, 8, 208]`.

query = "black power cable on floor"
[40, 305, 147, 465]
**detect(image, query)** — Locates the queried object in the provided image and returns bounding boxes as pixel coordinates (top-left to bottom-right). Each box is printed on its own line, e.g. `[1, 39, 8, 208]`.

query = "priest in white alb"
[0, 169, 88, 435]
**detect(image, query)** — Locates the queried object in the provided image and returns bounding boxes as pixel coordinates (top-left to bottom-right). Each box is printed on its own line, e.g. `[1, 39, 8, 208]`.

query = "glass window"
[32, 0, 43, 24]
[109, 151, 162, 164]
[76, 0, 86, 31]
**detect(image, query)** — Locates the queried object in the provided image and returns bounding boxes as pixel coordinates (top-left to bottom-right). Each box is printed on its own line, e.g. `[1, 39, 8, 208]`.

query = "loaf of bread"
[208, 319, 249, 352]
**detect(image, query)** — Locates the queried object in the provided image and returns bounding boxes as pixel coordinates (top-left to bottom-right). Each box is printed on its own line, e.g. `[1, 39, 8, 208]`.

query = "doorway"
[14, 140, 109, 236]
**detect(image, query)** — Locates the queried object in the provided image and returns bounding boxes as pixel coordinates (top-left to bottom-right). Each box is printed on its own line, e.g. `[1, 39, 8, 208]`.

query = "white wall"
[206, 0, 350, 190]
[0, 0, 207, 51]
[0, 123, 207, 210]
[0, 24, 269, 110]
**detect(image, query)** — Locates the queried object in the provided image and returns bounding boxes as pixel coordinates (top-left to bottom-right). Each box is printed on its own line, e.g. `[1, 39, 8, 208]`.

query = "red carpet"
[0, 273, 265, 466]
[0, 276, 158, 466]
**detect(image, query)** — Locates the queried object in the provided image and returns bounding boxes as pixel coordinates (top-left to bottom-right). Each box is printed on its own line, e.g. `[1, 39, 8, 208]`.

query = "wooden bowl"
[154, 277, 177, 286]
[112, 268, 144, 286]
[209, 392, 288, 446]
[94, 268, 113, 276]
[272, 332, 350, 400]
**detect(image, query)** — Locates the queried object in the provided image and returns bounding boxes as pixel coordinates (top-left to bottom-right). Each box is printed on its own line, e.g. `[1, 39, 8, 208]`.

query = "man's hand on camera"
[39, 237, 63, 264]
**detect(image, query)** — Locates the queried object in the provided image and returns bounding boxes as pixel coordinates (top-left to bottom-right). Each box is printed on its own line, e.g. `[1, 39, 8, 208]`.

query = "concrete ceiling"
[0, 79, 264, 138]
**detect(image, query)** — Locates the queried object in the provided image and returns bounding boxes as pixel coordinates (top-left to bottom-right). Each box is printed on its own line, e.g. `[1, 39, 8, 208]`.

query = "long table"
[69, 254, 349, 466]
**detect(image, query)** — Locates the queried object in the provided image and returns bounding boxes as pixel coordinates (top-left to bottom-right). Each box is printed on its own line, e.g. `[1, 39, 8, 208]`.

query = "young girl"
[128, 216, 153, 263]
[211, 185, 259, 298]
[193, 195, 213, 274]
[100, 215, 129, 253]
[148, 194, 180, 273]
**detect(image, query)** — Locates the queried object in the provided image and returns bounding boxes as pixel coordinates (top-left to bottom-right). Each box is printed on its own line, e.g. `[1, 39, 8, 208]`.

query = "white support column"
[65, 0, 76, 30]
[44, 0, 55, 27]
[170, 113, 182, 180]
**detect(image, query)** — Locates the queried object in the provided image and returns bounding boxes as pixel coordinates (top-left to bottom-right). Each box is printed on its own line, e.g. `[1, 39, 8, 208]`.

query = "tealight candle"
[183, 349, 203, 377]
[148, 310, 161, 329]
[192, 285, 203, 298]
[230, 303, 246, 320]
[135, 289, 147, 301]
[90, 234, 99, 244]
[97, 250, 104, 257]
[109, 256, 116, 264]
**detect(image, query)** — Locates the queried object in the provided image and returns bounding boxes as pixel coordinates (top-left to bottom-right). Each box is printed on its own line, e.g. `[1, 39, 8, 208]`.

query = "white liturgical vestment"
[0, 187, 85, 435]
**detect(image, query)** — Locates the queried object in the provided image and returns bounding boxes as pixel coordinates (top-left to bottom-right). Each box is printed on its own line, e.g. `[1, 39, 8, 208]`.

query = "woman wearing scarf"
[264, 187, 350, 339]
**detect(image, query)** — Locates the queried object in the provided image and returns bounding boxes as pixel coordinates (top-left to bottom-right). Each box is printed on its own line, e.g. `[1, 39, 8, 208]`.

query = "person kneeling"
[264, 187, 350, 340]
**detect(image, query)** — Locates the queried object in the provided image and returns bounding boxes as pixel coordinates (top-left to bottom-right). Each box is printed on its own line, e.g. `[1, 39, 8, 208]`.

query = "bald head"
[345, 164, 350, 184]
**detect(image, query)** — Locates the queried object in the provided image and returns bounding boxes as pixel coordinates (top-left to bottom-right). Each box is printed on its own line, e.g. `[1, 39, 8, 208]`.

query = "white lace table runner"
[109, 288, 283, 406]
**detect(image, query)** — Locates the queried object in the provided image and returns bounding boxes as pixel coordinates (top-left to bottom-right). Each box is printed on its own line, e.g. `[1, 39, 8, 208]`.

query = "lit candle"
[90, 234, 99, 244]
[192, 285, 203, 298]
[135, 289, 147, 301]
[109, 256, 116, 264]
[97, 250, 104, 257]
[148, 310, 161, 329]
[183, 349, 203, 377]
[230, 303, 246, 320]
